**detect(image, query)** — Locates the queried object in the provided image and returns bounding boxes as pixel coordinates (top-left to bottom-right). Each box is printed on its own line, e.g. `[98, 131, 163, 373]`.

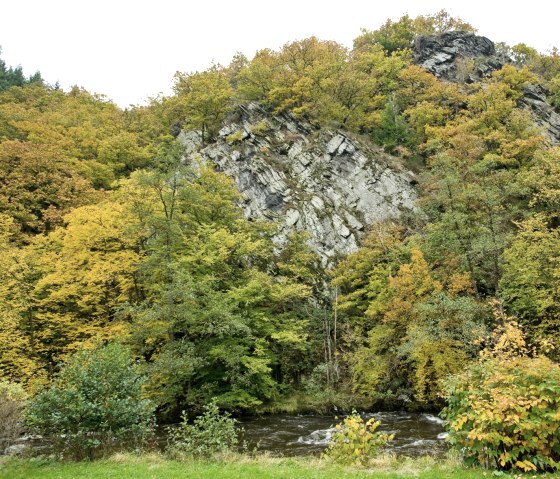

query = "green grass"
[2, 454, 559, 479]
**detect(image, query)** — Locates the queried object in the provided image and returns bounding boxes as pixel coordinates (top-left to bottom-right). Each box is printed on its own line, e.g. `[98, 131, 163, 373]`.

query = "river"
[7, 411, 448, 457]
[237, 411, 448, 457]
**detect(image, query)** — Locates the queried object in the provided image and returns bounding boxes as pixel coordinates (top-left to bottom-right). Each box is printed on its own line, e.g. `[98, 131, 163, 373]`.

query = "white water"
[239, 412, 448, 457]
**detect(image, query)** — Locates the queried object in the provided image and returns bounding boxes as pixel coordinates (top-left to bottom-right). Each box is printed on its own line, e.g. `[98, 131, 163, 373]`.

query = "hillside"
[1, 10, 559, 422]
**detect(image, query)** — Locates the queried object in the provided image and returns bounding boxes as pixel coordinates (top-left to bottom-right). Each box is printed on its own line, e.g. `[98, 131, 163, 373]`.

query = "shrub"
[443, 356, 560, 472]
[249, 120, 270, 137]
[25, 343, 155, 459]
[442, 310, 560, 472]
[323, 412, 393, 466]
[0, 381, 27, 452]
[226, 130, 245, 144]
[167, 399, 239, 458]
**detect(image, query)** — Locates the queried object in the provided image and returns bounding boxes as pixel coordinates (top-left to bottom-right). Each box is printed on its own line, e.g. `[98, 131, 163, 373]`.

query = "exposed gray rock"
[179, 130, 203, 155]
[180, 103, 417, 266]
[413, 31, 507, 82]
[413, 31, 560, 144]
[519, 84, 560, 143]
[3, 443, 27, 456]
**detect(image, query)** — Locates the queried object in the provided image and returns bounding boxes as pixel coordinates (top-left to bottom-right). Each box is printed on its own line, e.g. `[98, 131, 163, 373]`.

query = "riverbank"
[255, 391, 434, 416]
[2, 453, 558, 479]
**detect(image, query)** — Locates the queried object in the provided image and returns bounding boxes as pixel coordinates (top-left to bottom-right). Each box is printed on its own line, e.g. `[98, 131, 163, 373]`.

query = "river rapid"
[237, 411, 448, 457]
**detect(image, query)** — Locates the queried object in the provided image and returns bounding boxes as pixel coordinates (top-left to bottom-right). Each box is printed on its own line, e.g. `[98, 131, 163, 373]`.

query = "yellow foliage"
[383, 248, 442, 333]
[478, 300, 554, 360]
[323, 412, 394, 466]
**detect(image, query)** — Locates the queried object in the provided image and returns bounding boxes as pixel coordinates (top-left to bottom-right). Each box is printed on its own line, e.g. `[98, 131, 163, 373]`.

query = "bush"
[226, 130, 245, 144]
[167, 399, 240, 458]
[442, 312, 560, 472]
[0, 381, 27, 452]
[323, 412, 393, 466]
[443, 356, 560, 472]
[249, 120, 270, 136]
[25, 343, 155, 459]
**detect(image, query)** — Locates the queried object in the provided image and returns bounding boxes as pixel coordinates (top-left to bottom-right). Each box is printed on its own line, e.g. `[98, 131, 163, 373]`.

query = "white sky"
[1, 0, 559, 108]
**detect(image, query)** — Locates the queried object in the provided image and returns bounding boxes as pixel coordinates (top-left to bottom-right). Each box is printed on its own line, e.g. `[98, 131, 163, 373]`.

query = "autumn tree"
[172, 66, 234, 142]
[420, 66, 545, 294]
[339, 243, 487, 405]
[0, 139, 98, 239]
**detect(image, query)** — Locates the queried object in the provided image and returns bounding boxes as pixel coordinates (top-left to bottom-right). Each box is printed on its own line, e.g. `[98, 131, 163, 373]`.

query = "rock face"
[413, 31, 507, 82]
[180, 103, 417, 265]
[519, 84, 560, 144]
[414, 31, 560, 144]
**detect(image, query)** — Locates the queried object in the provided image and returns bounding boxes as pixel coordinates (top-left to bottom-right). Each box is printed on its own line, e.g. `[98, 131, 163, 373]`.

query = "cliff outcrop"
[180, 103, 416, 265]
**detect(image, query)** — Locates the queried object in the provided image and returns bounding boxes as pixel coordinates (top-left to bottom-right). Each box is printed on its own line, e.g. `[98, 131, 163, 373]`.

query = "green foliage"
[167, 400, 239, 458]
[500, 215, 560, 348]
[323, 412, 393, 466]
[234, 36, 410, 133]
[343, 245, 487, 404]
[404, 293, 488, 404]
[522, 147, 560, 222]
[0, 49, 42, 92]
[249, 120, 270, 136]
[0, 136, 321, 415]
[226, 129, 245, 144]
[0, 380, 27, 451]
[172, 66, 234, 142]
[25, 343, 155, 459]
[550, 74, 560, 110]
[373, 98, 414, 152]
[413, 10, 476, 36]
[354, 11, 475, 54]
[330, 224, 406, 333]
[354, 15, 416, 54]
[115, 153, 320, 414]
[0, 82, 153, 240]
[2, 13, 560, 419]
[419, 68, 546, 295]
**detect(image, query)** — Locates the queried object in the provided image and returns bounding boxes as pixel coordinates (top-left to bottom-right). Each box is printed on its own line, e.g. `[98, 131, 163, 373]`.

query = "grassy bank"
[2, 454, 559, 479]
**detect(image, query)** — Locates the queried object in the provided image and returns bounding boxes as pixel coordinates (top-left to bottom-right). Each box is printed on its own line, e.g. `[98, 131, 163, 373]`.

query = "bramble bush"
[442, 305, 560, 472]
[323, 411, 394, 466]
[25, 343, 155, 459]
[167, 399, 240, 458]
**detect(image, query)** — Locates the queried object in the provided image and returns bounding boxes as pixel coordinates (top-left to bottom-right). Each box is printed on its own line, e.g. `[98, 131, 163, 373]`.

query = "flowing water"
[9, 411, 447, 457]
[237, 412, 447, 457]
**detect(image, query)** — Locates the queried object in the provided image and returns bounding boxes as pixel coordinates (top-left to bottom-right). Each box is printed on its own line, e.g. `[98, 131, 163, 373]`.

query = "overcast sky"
[1, 1, 559, 108]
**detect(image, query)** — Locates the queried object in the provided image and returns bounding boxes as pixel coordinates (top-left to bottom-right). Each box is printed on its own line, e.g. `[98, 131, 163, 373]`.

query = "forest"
[1, 10, 559, 474]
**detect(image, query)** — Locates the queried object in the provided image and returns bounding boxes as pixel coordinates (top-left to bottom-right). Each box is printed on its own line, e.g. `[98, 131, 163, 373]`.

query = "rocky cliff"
[180, 103, 417, 266]
[178, 32, 559, 265]
[413, 31, 560, 144]
[413, 31, 508, 82]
